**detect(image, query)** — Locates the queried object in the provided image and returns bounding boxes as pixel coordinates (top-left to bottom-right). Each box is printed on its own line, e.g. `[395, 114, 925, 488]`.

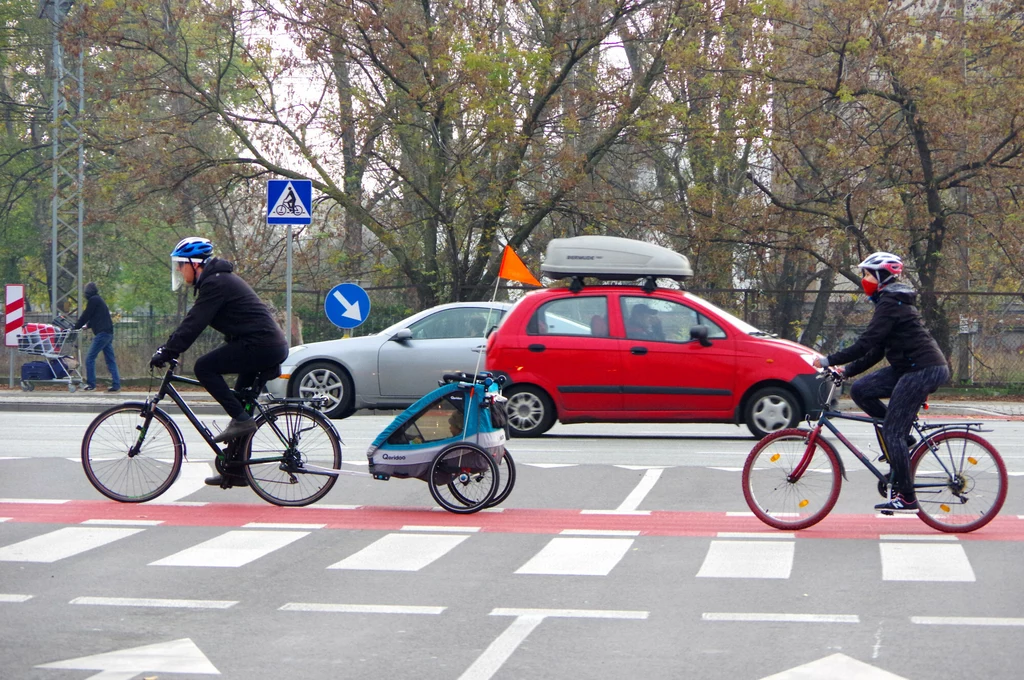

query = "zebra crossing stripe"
[515, 537, 634, 576]
[697, 540, 795, 579]
[879, 543, 976, 582]
[328, 533, 469, 571]
[0, 527, 143, 563]
[0, 594, 32, 603]
[150, 530, 309, 568]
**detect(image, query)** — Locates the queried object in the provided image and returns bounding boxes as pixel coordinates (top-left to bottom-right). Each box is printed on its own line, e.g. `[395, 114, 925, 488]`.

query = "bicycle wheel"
[449, 449, 517, 508]
[488, 450, 516, 507]
[243, 405, 342, 507]
[429, 442, 498, 514]
[81, 404, 183, 503]
[912, 431, 1007, 533]
[742, 428, 842, 530]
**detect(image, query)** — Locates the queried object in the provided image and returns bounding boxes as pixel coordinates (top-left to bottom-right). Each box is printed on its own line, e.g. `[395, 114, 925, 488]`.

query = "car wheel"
[289, 361, 355, 419]
[504, 385, 556, 437]
[744, 386, 799, 439]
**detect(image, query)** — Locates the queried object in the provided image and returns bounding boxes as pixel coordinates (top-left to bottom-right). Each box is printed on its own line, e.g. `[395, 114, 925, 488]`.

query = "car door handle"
[528, 344, 546, 353]
[630, 346, 648, 355]
[472, 345, 486, 353]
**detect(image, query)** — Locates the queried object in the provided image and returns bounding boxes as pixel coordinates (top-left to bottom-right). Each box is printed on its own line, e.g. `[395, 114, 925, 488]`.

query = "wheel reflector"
[770, 453, 780, 462]
[940, 504, 951, 513]
[968, 457, 978, 465]
[799, 499, 809, 508]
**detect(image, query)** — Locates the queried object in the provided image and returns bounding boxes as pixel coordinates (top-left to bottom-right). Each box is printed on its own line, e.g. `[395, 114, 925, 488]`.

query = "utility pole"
[38, 0, 84, 318]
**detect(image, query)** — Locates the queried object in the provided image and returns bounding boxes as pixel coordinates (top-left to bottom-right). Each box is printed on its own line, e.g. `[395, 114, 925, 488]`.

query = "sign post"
[5, 284, 24, 387]
[267, 179, 313, 345]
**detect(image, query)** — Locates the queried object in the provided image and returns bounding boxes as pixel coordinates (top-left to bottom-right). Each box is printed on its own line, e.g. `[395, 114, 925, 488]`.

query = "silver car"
[265, 301, 512, 418]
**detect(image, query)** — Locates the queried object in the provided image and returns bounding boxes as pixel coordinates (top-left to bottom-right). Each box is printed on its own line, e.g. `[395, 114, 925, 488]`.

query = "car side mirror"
[690, 325, 712, 347]
[486, 325, 498, 338]
[390, 328, 413, 343]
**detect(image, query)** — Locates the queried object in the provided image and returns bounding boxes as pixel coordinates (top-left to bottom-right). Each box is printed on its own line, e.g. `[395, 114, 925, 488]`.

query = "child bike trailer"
[366, 372, 516, 514]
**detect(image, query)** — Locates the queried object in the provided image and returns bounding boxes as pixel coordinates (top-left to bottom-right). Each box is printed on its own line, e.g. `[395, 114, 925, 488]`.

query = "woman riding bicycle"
[150, 237, 289, 487]
[812, 252, 949, 513]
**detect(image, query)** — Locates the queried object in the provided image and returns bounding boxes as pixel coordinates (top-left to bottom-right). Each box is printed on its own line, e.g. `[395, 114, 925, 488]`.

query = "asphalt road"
[2, 410, 1023, 679]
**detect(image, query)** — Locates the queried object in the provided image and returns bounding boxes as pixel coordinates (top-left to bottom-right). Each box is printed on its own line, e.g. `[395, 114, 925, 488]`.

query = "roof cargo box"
[541, 235, 693, 281]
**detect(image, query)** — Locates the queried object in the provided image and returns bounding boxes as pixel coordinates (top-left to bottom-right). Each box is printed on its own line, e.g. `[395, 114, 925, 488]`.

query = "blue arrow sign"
[267, 179, 312, 225]
[325, 283, 371, 329]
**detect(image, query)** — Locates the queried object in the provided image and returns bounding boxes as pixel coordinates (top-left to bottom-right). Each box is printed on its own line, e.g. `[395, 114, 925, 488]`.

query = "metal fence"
[4, 288, 1024, 387]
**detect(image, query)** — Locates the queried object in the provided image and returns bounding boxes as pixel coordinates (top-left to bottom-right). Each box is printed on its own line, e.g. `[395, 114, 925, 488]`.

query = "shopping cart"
[17, 313, 83, 392]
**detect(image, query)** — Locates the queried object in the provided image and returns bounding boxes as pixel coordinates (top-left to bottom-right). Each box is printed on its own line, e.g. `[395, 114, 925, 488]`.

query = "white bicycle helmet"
[857, 251, 903, 283]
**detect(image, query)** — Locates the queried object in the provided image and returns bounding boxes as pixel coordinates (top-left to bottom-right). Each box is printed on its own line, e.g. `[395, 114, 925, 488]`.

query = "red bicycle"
[742, 367, 1008, 533]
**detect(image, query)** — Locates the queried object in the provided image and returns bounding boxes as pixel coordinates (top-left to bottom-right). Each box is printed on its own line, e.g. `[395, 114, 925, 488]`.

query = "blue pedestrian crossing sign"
[325, 283, 371, 329]
[267, 179, 312, 225]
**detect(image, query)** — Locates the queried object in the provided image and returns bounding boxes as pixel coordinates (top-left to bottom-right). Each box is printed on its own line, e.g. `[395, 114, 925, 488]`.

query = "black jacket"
[827, 283, 947, 378]
[164, 258, 286, 356]
[73, 289, 114, 335]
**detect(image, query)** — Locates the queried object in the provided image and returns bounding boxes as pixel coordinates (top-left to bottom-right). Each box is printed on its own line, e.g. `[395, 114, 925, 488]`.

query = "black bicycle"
[81, 359, 342, 507]
[742, 367, 1008, 533]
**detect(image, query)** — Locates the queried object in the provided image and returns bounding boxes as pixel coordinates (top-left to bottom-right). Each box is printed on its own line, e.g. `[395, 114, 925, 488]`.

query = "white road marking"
[0, 517, 9, 522]
[759, 652, 908, 679]
[703, 612, 859, 623]
[612, 467, 665, 512]
[717, 532, 795, 539]
[36, 637, 219, 677]
[515, 537, 633, 576]
[150, 530, 309, 568]
[81, 519, 163, 527]
[879, 533, 958, 541]
[0, 527, 143, 563]
[912, 616, 1024, 626]
[521, 463, 578, 468]
[313, 504, 362, 510]
[0, 498, 68, 504]
[279, 603, 445, 615]
[242, 522, 326, 530]
[458, 608, 647, 680]
[697, 540, 794, 579]
[0, 594, 33, 602]
[879, 543, 975, 582]
[401, 525, 480, 533]
[560, 529, 641, 537]
[70, 596, 237, 609]
[328, 533, 468, 571]
[159, 461, 215, 503]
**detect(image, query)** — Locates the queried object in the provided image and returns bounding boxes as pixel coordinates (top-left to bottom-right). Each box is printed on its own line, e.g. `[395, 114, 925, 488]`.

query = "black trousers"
[849, 364, 950, 494]
[193, 342, 289, 419]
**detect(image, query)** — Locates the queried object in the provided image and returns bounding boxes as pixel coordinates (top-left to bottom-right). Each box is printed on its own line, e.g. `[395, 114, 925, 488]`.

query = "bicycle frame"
[790, 374, 988, 491]
[131, 362, 321, 472]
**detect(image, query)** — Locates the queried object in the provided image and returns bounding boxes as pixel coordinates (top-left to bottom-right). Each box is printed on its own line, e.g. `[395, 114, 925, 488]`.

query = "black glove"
[149, 346, 177, 369]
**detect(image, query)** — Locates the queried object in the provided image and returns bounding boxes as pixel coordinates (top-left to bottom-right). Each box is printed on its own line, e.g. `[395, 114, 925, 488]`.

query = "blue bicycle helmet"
[171, 237, 213, 291]
[171, 237, 213, 262]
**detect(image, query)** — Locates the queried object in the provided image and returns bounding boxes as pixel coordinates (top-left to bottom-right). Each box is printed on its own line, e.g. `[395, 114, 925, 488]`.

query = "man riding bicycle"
[150, 237, 289, 487]
[812, 252, 949, 513]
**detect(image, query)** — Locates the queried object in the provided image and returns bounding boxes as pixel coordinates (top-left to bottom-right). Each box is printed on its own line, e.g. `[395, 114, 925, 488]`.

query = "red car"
[485, 236, 823, 438]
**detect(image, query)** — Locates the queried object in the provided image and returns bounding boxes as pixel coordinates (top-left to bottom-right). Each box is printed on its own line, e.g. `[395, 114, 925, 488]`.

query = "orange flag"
[498, 245, 542, 287]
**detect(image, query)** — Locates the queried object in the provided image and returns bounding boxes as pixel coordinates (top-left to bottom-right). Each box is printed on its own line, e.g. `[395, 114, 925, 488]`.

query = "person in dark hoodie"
[149, 237, 288, 487]
[73, 281, 121, 393]
[812, 252, 949, 513]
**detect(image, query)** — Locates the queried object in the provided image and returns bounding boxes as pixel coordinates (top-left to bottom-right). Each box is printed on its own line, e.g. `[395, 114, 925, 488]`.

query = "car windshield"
[686, 295, 770, 336]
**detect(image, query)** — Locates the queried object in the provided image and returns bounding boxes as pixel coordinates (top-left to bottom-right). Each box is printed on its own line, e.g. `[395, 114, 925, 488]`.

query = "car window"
[528, 297, 609, 337]
[408, 307, 504, 340]
[621, 296, 727, 343]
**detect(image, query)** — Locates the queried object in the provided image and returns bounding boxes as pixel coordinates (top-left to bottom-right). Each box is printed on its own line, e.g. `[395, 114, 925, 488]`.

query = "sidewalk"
[1, 387, 1022, 419]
